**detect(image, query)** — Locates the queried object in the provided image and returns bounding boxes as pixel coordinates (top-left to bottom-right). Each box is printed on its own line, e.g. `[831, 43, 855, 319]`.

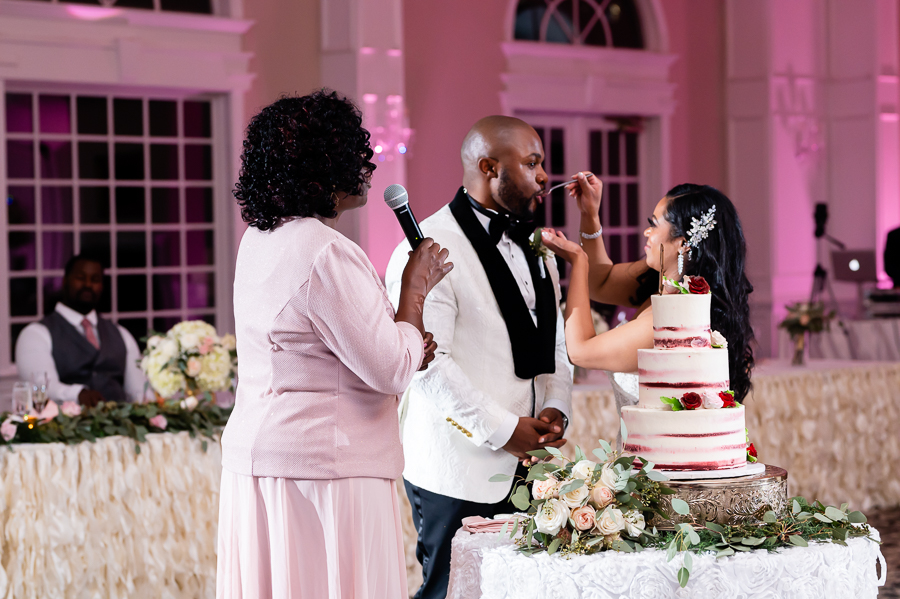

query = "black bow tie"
[468, 197, 536, 246]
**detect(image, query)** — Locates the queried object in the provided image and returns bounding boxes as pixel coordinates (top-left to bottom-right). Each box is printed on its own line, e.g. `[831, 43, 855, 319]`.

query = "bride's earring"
[677, 247, 685, 276]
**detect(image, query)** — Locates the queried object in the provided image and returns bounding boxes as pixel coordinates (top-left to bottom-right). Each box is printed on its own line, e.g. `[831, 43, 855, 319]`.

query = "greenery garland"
[0, 400, 232, 454]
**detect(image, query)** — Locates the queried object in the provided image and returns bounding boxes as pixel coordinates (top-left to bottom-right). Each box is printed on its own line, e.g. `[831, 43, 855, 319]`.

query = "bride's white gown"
[605, 370, 639, 449]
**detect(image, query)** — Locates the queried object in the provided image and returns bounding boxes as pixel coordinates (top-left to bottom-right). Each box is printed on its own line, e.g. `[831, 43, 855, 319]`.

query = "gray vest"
[41, 310, 128, 403]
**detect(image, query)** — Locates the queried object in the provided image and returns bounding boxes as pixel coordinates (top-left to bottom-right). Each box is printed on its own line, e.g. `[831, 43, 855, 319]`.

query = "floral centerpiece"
[140, 320, 237, 403]
[491, 423, 875, 588]
[778, 301, 834, 365]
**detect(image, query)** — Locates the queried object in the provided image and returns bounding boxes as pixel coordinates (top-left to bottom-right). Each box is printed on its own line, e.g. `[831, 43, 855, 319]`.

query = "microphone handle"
[395, 204, 425, 249]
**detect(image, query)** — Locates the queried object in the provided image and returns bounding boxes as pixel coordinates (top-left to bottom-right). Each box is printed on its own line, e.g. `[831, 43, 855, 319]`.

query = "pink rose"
[61, 401, 82, 417]
[198, 337, 215, 355]
[185, 357, 202, 378]
[149, 415, 168, 430]
[37, 401, 59, 422]
[571, 505, 596, 531]
[1, 418, 17, 442]
[590, 484, 615, 509]
[532, 476, 560, 500]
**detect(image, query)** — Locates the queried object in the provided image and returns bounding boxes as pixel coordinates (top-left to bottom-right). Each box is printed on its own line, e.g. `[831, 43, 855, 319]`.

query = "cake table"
[446, 526, 886, 599]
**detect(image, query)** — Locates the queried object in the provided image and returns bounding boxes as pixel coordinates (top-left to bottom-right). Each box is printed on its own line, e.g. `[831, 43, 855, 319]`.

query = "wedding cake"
[621, 278, 749, 474]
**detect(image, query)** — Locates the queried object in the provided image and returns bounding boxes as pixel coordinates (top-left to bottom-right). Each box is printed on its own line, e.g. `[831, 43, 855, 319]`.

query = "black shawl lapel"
[449, 187, 556, 379]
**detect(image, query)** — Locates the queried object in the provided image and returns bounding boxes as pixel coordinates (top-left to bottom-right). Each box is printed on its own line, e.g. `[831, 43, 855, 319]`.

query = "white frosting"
[637, 348, 730, 409]
[651, 294, 711, 348]
[621, 405, 747, 471]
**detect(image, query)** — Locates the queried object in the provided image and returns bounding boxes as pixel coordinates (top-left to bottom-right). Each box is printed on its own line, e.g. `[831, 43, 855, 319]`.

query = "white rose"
[571, 459, 597, 480]
[590, 484, 615, 509]
[155, 338, 178, 363]
[561, 482, 590, 508]
[598, 464, 619, 490]
[702, 390, 724, 409]
[534, 498, 570, 536]
[185, 356, 202, 378]
[711, 330, 728, 348]
[623, 510, 646, 537]
[180, 395, 199, 411]
[147, 335, 163, 350]
[532, 476, 560, 500]
[179, 333, 200, 350]
[594, 507, 626, 536]
[221, 334, 236, 351]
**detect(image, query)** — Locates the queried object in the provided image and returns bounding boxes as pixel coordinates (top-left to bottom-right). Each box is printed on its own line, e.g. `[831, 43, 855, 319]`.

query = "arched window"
[514, 0, 644, 48]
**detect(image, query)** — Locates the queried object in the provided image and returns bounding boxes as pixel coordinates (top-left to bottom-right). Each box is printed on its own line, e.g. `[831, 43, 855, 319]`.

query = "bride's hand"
[565, 172, 603, 217]
[540, 228, 586, 264]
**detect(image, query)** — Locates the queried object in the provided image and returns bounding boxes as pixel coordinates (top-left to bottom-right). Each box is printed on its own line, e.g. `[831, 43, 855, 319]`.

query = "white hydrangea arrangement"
[140, 320, 237, 401]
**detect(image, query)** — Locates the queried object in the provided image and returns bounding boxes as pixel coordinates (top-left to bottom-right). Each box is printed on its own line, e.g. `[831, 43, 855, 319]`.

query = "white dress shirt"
[14, 303, 146, 403]
[471, 207, 571, 450]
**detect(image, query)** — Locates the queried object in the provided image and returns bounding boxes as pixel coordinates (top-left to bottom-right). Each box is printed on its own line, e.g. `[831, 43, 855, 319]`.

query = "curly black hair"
[631, 184, 755, 402]
[234, 90, 376, 231]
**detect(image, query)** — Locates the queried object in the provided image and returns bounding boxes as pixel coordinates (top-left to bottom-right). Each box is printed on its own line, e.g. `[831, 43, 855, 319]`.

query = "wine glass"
[11, 382, 31, 415]
[31, 372, 49, 413]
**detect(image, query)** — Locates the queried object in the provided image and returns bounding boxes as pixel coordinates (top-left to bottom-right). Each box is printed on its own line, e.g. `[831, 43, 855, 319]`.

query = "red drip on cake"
[649, 459, 745, 471]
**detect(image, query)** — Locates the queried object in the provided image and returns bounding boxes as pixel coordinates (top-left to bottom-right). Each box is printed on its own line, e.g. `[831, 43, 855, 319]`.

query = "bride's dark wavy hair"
[633, 184, 755, 402]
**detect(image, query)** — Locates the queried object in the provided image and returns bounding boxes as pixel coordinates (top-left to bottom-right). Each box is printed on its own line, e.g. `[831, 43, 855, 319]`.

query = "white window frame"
[0, 0, 251, 375]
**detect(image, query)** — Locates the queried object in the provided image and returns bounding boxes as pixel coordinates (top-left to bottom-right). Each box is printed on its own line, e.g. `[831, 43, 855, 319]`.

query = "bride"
[540, 174, 755, 414]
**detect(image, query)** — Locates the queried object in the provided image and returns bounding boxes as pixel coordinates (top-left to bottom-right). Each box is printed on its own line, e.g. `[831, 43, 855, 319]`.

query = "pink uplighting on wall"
[65, 6, 122, 21]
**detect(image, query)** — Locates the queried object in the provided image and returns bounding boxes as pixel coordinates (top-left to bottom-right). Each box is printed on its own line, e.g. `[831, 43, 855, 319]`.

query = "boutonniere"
[530, 228, 552, 260]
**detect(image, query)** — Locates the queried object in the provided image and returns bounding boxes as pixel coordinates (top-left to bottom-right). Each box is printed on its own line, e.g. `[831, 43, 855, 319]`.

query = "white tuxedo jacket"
[385, 202, 573, 504]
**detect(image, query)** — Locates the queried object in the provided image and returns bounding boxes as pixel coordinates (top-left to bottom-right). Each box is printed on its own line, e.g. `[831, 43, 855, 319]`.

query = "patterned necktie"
[82, 317, 100, 349]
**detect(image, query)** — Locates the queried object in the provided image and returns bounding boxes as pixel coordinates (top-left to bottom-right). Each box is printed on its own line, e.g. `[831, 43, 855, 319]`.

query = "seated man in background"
[15, 254, 145, 406]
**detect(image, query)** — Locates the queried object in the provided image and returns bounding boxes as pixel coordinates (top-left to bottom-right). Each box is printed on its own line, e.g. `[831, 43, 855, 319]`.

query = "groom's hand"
[519, 408, 567, 466]
[503, 416, 567, 462]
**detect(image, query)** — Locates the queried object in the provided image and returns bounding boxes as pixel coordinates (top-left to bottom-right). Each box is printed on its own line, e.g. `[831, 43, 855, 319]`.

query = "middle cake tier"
[637, 347, 730, 409]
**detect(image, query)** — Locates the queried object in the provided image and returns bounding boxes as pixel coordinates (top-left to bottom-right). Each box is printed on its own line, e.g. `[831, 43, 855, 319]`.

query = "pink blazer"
[221, 218, 424, 480]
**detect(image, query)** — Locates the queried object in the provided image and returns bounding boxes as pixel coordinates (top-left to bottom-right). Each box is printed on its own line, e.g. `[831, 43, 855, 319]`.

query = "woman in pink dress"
[217, 90, 452, 598]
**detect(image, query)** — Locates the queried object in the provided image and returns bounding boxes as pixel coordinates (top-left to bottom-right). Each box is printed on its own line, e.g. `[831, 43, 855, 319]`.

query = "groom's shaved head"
[460, 116, 537, 175]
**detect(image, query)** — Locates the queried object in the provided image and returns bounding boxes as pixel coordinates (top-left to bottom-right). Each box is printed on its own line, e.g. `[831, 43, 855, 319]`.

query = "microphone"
[384, 184, 425, 249]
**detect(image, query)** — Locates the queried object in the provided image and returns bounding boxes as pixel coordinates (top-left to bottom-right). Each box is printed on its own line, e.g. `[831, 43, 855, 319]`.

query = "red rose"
[688, 276, 711, 294]
[680, 392, 703, 410]
[719, 391, 736, 408]
[747, 443, 758, 459]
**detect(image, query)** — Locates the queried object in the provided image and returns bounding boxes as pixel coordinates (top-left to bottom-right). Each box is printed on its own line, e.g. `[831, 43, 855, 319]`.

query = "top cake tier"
[652, 293, 711, 349]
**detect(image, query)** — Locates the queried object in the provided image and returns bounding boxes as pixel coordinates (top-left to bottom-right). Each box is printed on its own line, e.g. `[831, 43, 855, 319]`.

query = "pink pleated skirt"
[216, 470, 408, 599]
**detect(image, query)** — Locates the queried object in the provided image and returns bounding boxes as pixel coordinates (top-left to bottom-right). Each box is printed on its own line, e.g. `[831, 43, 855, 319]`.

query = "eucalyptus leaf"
[610, 539, 633, 553]
[792, 499, 801, 515]
[824, 506, 846, 522]
[684, 552, 693, 571]
[847, 511, 867, 524]
[666, 540, 677, 562]
[741, 537, 765, 546]
[548, 538, 561, 555]
[688, 530, 700, 545]
[574, 446, 585, 463]
[704, 522, 725, 534]
[763, 511, 777, 523]
[788, 535, 808, 547]
[526, 449, 551, 459]
[558, 479, 584, 496]
[716, 547, 735, 558]
[677, 567, 690, 588]
[592, 448, 608, 462]
[512, 486, 532, 511]
[671, 498, 690, 516]
[598, 439, 612, 453]
[546, 446, 564, 458]
[501, 520, 511, 536]
[832, 527, 848, 541]
[525, 469, 548, 482]
[489, 473, 513, 482]
[510, 518, 519, 538]
[813, 513, 832, 523]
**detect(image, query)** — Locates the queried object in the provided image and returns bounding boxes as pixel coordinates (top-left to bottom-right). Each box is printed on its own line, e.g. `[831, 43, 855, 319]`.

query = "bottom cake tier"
[621, 404, 747, 471]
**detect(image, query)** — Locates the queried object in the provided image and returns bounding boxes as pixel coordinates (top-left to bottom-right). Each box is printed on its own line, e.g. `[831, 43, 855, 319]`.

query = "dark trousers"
[404, 464, 527, 599]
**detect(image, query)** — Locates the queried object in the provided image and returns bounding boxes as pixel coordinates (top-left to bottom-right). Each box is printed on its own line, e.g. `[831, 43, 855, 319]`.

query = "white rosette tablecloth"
[447, 528, 886, 599]
[0, 431, 221, 598]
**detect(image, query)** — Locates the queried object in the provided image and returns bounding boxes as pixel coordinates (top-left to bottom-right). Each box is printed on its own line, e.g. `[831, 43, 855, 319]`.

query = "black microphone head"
[384, 184, 409, 210]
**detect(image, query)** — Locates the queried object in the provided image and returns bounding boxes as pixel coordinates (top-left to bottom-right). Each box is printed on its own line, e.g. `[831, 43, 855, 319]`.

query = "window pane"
[187, 271, 214, 308]
[40, 141, 73, 179]
[8, 140, 35, 179]
[43, 276, 63, 316]
[184, 144, 212, 180]
[10, 277, 37, 316]
[608, 0, 644, 49]
[186, 230, 213, 265]
[608, 234, 622, 264]
[113, 98, 143, 136]
[42, 187, 74, 224]
[39, 95, 71, 134]
[550, 187, 566, 227]
[152, 231, 180, 266]
[99, 274, 112, 313]
[607, 183, 621, 227]
[6, 93, 33, 133]
[150, 144, 179, 180]
[80, 187, 111, 224]
[115, 187, 145, 224]
[625, 132, 638, 176]
[185, 187, 213, 223]
[161, 0, 213, 14]
[153, 273, 181, 309]
[117, 231, 146, 268]
[118, 274, 147, 312]
[549, 128, 564, 175]
[116, 0, 154, 9]
[80, 231, 111, 268]
[583, 0, 608, 46]
[43, 232, 74, 270]
[149, 100, 178, 137]
[627, 233, 641, 262]
[608, 131, 620, 175]
[589, 130, 603, 176]
[118, 317, 148, 351]
[626, 183, 638, 227]
[7, 186, 36, 224]
[77, 96, 107, 135]
[9, 232, 36, 271]
[514, 0, 547, 41]
[152, 187, 180, 223]
[115, 143, 144, 180]
[153, 316, 181, 335]
[183, 101, 211, 137]
[78, 142, 109, 180]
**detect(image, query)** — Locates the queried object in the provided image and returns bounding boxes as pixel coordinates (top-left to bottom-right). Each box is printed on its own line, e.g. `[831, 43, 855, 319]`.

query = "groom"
[385, 116, 573, 599]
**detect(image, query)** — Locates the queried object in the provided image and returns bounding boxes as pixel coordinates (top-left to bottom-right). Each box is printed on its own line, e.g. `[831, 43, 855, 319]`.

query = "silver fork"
[544, 172, 595, 195]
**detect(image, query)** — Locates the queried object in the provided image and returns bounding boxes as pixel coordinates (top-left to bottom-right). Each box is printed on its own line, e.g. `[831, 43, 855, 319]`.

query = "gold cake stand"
[650, 465, 788, 530]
